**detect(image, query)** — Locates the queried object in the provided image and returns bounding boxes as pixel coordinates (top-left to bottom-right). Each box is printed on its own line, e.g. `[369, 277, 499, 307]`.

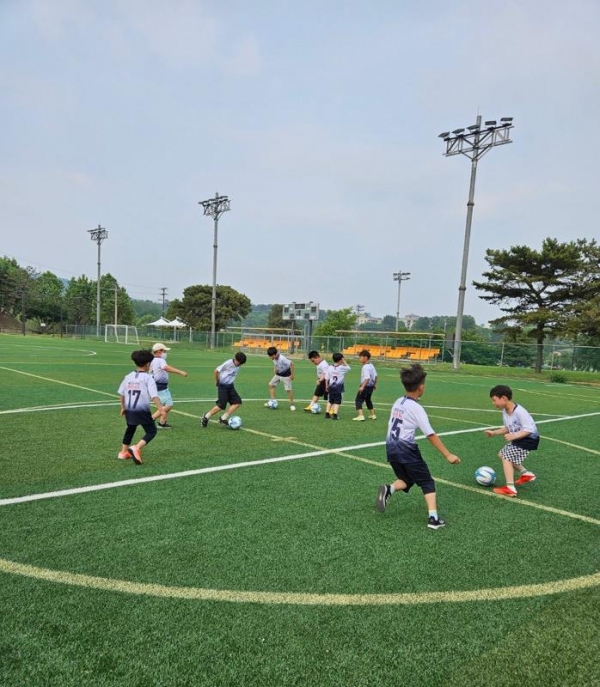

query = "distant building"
[356, 313, 383, 327]
[403, 314, 419, 330]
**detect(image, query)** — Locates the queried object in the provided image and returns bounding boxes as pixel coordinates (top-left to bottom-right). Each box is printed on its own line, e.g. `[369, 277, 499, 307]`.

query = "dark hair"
[234, 351, 247, 365]
[490, 384, 512, 400]
[400, 364, 426, 392]
[332, 352, 343, 363]
[308, 350, 320, 360]
[359, 349, 371, 359]
[266, 346, 278, 357]
[131, 349, 154, 367]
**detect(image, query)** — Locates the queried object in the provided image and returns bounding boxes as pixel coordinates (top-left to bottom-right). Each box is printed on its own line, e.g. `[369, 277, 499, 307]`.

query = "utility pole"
[88, 224, 108, 337]
[159, 287, 168, 316]
[393, 271, 411, 332]
[198, 193, 231, 348]
[438, 115, 514, 369]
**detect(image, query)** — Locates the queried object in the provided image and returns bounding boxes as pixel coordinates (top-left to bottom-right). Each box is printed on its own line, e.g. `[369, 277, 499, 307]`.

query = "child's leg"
[499, 454, 516, 486]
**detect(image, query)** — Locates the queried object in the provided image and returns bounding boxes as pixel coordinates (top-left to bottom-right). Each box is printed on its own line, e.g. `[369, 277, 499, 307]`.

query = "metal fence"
[56, 326, 600, 371]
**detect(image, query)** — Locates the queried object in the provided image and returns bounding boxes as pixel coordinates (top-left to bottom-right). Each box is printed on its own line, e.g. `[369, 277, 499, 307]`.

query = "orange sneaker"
[493, 486, 517, 497]
[129, 445, 143, 465]
[117, 450, 131, 460]
[515, 473, 536, 485]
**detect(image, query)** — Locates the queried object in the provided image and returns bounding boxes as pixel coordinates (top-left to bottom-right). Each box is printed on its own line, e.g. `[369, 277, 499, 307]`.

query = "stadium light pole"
[438, 115, 514, 370]
[199, 192, 231, 349]
[393, 271, 411, 332]
[88, 224, 108, 337]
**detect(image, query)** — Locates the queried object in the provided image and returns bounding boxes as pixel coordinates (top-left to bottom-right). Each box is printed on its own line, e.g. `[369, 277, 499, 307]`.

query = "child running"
[376, 363, 460, 529]
[117, 349, 163, 465]
[201, 352, 247, 427]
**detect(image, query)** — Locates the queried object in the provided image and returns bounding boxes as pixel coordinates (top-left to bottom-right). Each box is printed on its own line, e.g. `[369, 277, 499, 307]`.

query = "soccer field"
[1, 336, 599, 687]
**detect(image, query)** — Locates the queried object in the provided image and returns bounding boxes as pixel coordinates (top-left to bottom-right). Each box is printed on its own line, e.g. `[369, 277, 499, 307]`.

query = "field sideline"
[1, 336, 599, 687]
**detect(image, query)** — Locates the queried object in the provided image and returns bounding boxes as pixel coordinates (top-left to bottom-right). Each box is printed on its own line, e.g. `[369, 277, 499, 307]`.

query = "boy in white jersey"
[375, 363, 460, 529]
[485, 385, 540, 497]
[117, 349, 163, 465]
[304, 350, 329, 411]
[150, 342, 189, 429]
[265, 346, 296, 410]
[201, 352, 247, 427]
[353, 349, 378, 421]
[325, 353, 351, 420]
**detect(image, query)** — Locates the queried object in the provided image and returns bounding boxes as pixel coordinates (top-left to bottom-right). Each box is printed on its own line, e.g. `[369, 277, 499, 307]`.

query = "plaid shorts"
[500, 443, 529, 465]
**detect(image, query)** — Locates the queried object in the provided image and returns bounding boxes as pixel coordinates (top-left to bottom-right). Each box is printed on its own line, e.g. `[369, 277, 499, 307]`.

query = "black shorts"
[216, 384, 242, 409]
[313, 380, 328, 400]
[387, 443, 435, 494]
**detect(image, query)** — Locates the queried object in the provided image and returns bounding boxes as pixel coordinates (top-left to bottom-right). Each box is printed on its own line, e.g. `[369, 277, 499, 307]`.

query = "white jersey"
[360, 362, 377, 387]
[502, 404, 538, 438]
[316, 360, 329, 381]
[386, 396, 434, 447]
[326, 363, 351, 392]
[118, 371, 158, 412]
[216, 359, 241, 386]
[150, 356, 169, 386]
[272, 353, 292, 376]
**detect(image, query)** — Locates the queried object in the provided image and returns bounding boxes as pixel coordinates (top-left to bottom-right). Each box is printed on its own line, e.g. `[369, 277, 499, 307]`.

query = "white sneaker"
[290, 405, 296, 411]
[352, 416, 365, 422]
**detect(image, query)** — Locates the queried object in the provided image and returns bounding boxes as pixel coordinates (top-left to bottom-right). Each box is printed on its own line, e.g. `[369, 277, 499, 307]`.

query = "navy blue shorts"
[216, 384, 242, 409]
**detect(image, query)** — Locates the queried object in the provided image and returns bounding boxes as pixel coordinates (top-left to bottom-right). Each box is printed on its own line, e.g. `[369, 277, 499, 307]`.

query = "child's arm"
[505, 428, 532, 442]
[165, 364, 188, 377]
[119, 395, 126, 416]
[427, 433, 460, 464]
[485, 427, 508, 437]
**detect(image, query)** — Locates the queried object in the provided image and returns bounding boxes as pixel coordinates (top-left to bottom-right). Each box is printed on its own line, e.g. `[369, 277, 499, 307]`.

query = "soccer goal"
[105, 325, 140, 345]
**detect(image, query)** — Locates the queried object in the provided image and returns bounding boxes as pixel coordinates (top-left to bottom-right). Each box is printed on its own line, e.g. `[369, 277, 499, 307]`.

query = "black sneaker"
[219, 416, 229, 426]
[375, 484, 391, 513]
[157, 422, 173, 429]
[201, 414, 209, 428]
[325, 412, 331, 419]
[427, 516, 446, 530]
[331, 413, 338, 420]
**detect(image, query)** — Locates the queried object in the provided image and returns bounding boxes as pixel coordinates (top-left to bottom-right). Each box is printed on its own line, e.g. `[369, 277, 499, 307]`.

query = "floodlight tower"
[438, 115, 514, 369]
[88, 224, 108, 337]
[393, 271, 411, 331]
[199, 192, 231, 349]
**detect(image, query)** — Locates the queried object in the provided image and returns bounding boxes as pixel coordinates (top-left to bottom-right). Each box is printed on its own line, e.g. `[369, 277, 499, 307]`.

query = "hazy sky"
[2, 0, 599, 325]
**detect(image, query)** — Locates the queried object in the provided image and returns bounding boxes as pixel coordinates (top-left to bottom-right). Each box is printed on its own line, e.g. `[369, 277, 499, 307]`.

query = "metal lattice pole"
[393, 271, 411, 332]
[438, 115, 514, 369]
[199, 193, 231, 348]
[88, 224, 108, 337]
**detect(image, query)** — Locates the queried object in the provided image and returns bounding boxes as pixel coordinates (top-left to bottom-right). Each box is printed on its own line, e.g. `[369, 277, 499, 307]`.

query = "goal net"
[105, 325, 140, 345]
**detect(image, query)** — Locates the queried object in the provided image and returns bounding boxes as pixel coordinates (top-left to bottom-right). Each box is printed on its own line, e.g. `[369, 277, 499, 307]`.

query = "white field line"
[2, 412, 599, 515]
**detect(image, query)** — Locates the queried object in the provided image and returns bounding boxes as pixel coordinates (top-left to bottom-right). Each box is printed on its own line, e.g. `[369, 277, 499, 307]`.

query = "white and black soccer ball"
[266, 399, 278, 410]
[310, 403, 321, 414]
[474, 466, 496, 486]
[228, 415, 243, 430]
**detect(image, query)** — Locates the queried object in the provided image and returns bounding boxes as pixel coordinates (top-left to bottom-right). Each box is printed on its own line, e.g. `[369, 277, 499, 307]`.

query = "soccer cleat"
[493, 486, 517, 497]
[427, 516, 446, 530]
[290, 405, 296, 411]
[129, 445, 143, 465]
[369, 415, 377, 420]
[201, 414, 209, 428]
[331, 413, 338, 420]
[375, 484, 391, 513]
[264, 402, 271, 407]
[303, 405, 313, 412]
[325, 412, 331, 419]
[157, 422, 172, 429]
[515, 473, 536, 485]
[219, 416, 229, 426]
[352, 416, 365, 422]
[117, 450, 131, 460]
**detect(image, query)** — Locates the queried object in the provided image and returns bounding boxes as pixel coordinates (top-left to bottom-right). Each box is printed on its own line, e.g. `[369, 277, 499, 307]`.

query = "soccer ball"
[228, 416, 243, 430]
[266, 399, 278, 409]
[475, 466, 496, 486]
[310, 403, 321, 414]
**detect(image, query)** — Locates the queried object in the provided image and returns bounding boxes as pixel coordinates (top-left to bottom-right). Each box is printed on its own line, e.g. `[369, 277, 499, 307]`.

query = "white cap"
[152, 342, 171, 353]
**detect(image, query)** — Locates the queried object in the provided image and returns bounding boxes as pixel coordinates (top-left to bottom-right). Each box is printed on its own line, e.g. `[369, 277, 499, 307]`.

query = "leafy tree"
[169, 285, 251, 330]
[64, 276, 95, 325]
[0, 257, 30, 315]
[132, 299, 163, 320]
[382, 315, 396, 330]
[314, 308, 357, 337]
[100, 274, 136, 325]
[267, 304, 293, 330]
[473, 238, 595, 372]
[27, 271, 65, 325]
